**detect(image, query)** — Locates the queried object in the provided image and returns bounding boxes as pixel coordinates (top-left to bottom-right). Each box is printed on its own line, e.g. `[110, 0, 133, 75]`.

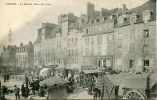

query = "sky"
[0, 0, 149, 52]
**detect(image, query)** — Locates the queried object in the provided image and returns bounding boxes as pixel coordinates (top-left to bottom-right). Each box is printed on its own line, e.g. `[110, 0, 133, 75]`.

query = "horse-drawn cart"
[97, 72, 157, 99]
[122, 72, 157, 99]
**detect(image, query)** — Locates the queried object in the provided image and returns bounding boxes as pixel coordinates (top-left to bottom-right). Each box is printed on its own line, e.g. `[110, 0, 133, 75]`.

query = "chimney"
[122, 4, 127, 12]
[87, 2, 95, 21]
[101, 8, 108, 16]
[29, 41, 32, 45]
[37, 29, 42, 39]
[20, 42, 23, 47]
[3, 46, 5, 51]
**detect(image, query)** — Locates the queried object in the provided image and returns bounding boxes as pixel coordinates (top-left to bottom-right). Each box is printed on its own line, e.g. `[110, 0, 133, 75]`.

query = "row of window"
[68, 49, 78, 56]
[129, 60, 149, 68]
[16, 55, 28, 61]
[67, 58, 78, 64]
[34, 50, 55, 57]
[85, 46, 101, 56]
[85, 36, 103, 46]
[68, 38, 78, 46]
[117, 29, 150, 40]
[85, 23, 113, 35]
[118, 10, 152, 25]
[17, 48, 28, 52]
[117, 29, 150, 49]
[35, 57, 79, 65]
[36, 58, 62, 65]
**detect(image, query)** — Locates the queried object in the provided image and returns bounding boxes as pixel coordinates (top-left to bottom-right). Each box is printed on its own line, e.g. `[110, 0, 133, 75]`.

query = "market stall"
[40, 76, 69, 99]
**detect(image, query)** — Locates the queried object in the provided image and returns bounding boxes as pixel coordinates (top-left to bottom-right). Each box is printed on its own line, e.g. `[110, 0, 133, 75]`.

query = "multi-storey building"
[53, 32, 64, 66]
[34, 23, 60, 67]
[66, 27, 83, 69]
[34, 0, 156, 73]
[58, 13, 84, 69]
[114, 0, 156, 72]
[82, 2, 119, 69]
[16, 42, 34, 68]
[1, 45, 17, 67]
[34, 13, 84, 70]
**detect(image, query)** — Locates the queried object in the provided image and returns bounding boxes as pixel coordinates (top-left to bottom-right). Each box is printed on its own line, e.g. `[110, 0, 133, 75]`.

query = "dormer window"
[109, 15, 115, 19]
[118, 16, 124, 26]
[124, 18, 127, 22]
[143, 10, 151, 23]
[96, 19, 100, 23]
[130, 13, 137, 23]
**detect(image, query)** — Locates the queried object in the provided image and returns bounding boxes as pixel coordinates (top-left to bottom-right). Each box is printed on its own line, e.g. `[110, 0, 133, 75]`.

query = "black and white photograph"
[0, 0, 156, 99]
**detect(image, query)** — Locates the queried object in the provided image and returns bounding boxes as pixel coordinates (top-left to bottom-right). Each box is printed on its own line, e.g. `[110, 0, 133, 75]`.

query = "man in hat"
[14, 85, 20, 99]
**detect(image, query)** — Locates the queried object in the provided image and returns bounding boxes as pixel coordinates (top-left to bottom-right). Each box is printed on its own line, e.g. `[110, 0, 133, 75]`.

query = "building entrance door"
[129, 60, 134, 68]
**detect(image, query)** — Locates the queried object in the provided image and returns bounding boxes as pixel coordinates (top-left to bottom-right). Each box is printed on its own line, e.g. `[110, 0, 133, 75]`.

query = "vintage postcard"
[0, 0, 156, 99]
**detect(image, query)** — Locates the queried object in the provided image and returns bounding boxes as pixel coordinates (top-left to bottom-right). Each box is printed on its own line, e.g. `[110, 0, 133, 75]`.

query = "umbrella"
[40, 76, 69, 86]
[56, 65, 65, 70]
[39, 68, 51, 77]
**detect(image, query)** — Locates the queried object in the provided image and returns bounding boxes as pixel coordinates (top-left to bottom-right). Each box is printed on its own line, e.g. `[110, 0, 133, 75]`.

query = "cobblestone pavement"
[1, 77, 93, 99]
[0, 77, 23, 88]
[4, 87, 93, 99]
[68, 88, 93, 99]
[0, 77, 23, 99]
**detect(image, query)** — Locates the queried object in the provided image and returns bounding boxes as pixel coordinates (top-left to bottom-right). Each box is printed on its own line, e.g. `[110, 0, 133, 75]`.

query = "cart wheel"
[123, 90, 146, 100]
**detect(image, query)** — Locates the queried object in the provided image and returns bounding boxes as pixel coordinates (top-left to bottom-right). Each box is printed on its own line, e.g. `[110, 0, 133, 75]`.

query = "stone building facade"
[34, 13, 83, 69]
[82, 0, 156, 72]
[34, 23, 60, 67]
[16, 42, 34, 68]
[82, 3, 118, 68]
[1, 45, 17, 67]
[114, 0, 156, 72]
[66, 28, 83, 69]
[34, 0, 156, 72]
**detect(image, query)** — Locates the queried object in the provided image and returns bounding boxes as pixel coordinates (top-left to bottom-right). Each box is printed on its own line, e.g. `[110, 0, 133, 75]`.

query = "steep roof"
[86, 7, 120, 26]
[129, 0, 156, 22]
[49, 26, 61, 38]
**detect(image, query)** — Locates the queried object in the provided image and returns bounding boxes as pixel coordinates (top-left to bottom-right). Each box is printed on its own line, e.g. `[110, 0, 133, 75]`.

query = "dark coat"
[22, 87, 29, 97]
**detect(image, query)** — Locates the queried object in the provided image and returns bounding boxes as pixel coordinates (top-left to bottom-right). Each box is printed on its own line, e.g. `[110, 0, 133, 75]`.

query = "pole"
[113, 30, 115, 71]
[142, 35, 145, 72]
[142, 28, 146, 72]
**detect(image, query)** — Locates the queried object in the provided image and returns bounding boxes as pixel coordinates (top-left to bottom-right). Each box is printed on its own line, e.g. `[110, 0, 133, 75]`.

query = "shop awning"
[40, 76, 69, 86]
[66, 66, 81, 70]
[83, 69, 103, 74]
[56, 65, 65, 70]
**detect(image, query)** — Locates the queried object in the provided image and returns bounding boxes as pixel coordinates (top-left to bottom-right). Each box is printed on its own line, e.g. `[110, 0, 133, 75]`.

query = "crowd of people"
[58, 72, 101, 99]
[21, 76, 46, 98]
[2, 73, 10, 82]
[0, 76, 47, 100]
[0, 71, 103, 100]
[57, 71, 102, 99]
[79, 73, 102, 99]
